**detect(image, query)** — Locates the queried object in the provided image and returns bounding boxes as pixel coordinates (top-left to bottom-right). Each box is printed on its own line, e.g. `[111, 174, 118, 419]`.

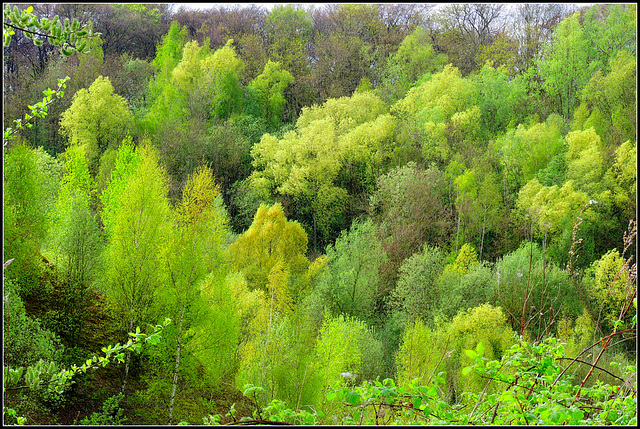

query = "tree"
[315, 219, 386, 325]
[227, 203, 325, 318]
[250, 91, 391, 251]
[391, 64, 479, 165]
[494, 241, 581, 338]
[580, 4, 636, 74]
[46, 144, 102, 286]
[573, 49, 636, 146]
[538, 12, 591, 119]
[389, 244, 446, 327]
[432, 3, 506, 75]
[312, 313, 368, 391]
[453, 167, 503, 258]
[149, 166, 231, 424]
[589, 249, 634, 333]
[3, 144, 61, 296]
[369, 162, 452, 295]
[395, 304, 515, 402]
[564, 128, 605, 197]
[264, 4, 312, 80]
[59, 75, 134, 173]
[497, 114, 566, 196]
[247, 60, 294, 128]
[378, 27, 447, 103]
[100, 141, 172, 393]
[471, 63, 529, 136]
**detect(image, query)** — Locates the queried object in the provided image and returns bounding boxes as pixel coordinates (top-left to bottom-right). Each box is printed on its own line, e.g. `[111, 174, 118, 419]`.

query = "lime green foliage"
[146, 32, 246, 133]
[517, 178, 589, 237]
[315, 219, 385, 325]
[472, 63, 529, 135]
[59, 76, 134, 172]
[590, 249, 632, 331]
[3, 144, 61, 294]
[313, 313, 371, 390]
[395, 318, 442, 388]
[462, 337, 636, 425]
[581, 4, 636, 73]
[148, 21, 188, 99]
[395, 304, 515, 404]
[208, 39, 246, 120]
[235, 308, 318, 409]
[574, 50, 636, 145]
[140, 166, 235, 423]
[250, 91, 393, 249]
[601, 140, 636, 221]
[498, 114, 566, 190]
[538, 12, 591, 118]
[452, 167, 503, 258]
[392, 64, 479, 163]
[445, 243, 479, 275]
[565, 128, 605, 196]
[101, 142, 171, 330]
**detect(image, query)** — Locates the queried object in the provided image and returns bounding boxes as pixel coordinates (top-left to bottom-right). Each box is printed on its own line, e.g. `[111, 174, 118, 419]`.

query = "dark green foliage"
[79, 393, 127, 425]
[3, 280, 62, 368]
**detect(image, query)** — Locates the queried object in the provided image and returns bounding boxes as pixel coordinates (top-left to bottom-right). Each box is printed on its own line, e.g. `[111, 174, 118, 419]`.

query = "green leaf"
[345, 390, 361, 406]
[465, 349, 477, 360]
[476, 342, 485, 357]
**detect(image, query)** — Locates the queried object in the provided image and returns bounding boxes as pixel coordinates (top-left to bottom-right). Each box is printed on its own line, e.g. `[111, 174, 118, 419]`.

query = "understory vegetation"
[3, 3, 637, 425]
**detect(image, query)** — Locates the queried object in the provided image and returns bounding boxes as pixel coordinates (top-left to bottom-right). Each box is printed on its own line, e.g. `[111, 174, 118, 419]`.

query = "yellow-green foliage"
[448, 304, 516, 402]
[517, 178, 589, 235]
[59, 76, 134, 171]
[565, 128, 605, 195]
[227, 203, 325, 313]
[395, 318, 440, 388]
[101, 142, 172, 328]
[573, 49, 636, 145]
[46, 144, 101, 285]
[396, 304, 515, 403]
[312, 312, 367, 390]
[591, 249, 631, 331]
[444, 243, 479, 275]
[392, 64, 477, 120]
[498, 114, 565, 186]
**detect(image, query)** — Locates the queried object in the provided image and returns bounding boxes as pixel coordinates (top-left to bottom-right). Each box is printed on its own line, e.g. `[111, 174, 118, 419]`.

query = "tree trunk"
[120, 316, 135, 394]
[168, 304, 186, 425]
